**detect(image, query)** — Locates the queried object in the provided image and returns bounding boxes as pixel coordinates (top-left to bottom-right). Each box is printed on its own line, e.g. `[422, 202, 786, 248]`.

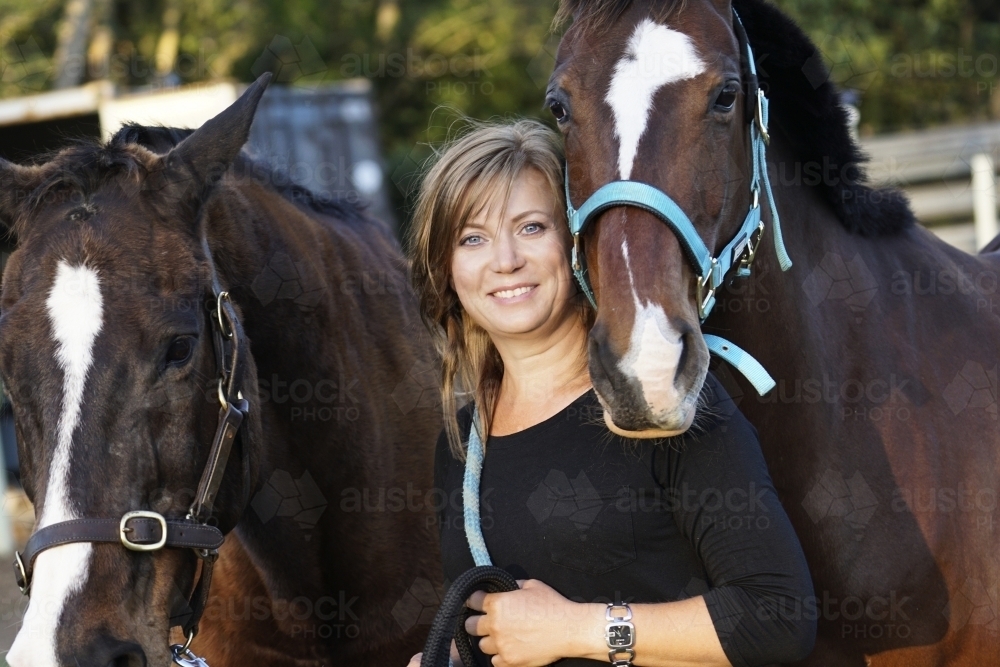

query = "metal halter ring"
[178, 628, 195, 652]
[217, 377, 229, 411]
[119, 511, 168, 552]
[215, 291, 234, 339]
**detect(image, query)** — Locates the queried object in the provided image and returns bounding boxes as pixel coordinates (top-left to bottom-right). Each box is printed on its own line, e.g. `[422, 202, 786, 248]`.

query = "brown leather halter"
[12, 234, 252, 664]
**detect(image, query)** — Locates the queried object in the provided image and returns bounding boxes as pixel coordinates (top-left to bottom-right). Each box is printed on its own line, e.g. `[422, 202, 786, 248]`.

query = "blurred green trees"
[0, 0, 997, 218]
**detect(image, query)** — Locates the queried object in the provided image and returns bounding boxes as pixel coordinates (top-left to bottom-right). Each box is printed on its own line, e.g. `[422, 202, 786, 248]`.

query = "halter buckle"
[120, 511, 168, 551]
[737, 221, 766, 277]
[13, 551, 28, 595]
[696, 260, 719, 321]
[755, 89, 770, 145]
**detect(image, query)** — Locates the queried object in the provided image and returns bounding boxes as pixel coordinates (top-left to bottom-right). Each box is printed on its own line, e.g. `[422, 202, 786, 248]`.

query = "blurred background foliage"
[0, 0, 998, 219]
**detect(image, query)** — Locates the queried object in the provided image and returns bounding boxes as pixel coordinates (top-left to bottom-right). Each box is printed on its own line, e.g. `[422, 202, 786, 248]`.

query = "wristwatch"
[605, 602, 635, 666]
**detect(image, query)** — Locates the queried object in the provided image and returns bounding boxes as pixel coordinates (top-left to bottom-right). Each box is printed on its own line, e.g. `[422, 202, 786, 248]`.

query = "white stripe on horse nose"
[8, 260, 103, 667]
[606, 18, 706, 180]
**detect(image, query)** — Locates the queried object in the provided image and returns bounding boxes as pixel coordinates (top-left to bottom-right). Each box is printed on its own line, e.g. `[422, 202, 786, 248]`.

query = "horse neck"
[198, 179, 404, 463]
[197, 184, 440, 608]
[718, 140, 918, 351]
[711, 135, 1000, 404]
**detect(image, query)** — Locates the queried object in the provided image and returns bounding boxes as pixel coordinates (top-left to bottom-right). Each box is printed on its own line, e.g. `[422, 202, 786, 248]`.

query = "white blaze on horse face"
[617, 240, 685, 420]
[605, 18, 706, 179]
[8, 262, 103, 667]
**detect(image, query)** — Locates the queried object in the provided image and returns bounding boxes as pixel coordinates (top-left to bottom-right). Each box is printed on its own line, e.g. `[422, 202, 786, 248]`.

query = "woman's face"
[451, 168, 576, 340]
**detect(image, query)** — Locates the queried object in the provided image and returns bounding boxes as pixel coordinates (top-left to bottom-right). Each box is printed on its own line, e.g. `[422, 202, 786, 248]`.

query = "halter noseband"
[565, 9, 791, 396]
[13, 235, 251, 666]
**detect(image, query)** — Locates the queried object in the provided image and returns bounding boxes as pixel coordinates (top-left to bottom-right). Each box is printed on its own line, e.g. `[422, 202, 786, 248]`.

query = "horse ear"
[144, 73, 272, 216]
[0, 158, 44, 241]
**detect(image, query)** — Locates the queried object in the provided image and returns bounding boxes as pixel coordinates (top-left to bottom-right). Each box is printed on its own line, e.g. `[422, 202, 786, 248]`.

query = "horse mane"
[110, 123, 370, 224]
[554, 0, 685, 30]
[10, 123, 369, 235]
[733, 0, 913, 235]
[557, 0, 916, 237]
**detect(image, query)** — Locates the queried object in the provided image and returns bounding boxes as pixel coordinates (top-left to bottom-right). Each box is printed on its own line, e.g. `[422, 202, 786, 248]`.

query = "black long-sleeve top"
[433, 372, 816, 667]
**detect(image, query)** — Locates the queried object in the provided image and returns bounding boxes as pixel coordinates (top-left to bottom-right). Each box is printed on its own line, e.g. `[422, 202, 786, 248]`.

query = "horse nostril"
[588, 331, 630, 398]
[93, 639, 146, 667]
[587, 335, 612, 388]
[675, 331, 692, 384]
[108, 648, 146, 667]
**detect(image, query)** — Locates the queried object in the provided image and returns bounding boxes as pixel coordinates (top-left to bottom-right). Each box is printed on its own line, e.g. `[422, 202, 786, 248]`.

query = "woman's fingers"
[466, 590, 487, 611]
[477, 635, 496, 656]
[406, 652, 422, 667]
[465, 611, 488, 636]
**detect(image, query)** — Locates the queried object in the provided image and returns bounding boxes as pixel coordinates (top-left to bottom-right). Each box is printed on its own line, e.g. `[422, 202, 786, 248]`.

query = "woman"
[405, 119, 816, 667]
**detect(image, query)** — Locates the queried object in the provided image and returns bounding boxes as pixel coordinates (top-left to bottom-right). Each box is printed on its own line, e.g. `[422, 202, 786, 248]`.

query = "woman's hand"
[465, 579, 592, 667]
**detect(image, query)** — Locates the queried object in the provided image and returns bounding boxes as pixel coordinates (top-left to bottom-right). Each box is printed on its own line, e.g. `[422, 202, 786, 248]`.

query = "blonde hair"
[408, 118, 594, 459]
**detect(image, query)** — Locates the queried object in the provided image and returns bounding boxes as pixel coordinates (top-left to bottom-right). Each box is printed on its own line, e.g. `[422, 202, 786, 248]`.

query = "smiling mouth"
[491, 285, 536, 299]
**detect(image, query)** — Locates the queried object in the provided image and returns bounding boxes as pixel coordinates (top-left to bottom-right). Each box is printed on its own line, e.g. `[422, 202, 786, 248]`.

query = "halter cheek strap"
[565, 9, 789, 396]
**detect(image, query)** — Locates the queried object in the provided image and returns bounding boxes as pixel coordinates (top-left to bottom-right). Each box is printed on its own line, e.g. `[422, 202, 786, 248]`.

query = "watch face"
[608, 624, 633, 647]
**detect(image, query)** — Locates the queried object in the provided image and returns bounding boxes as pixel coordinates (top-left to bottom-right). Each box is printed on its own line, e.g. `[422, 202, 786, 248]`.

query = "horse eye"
[166, 336, 195, 366]
[549, 101, 568, 123]
[714, 84, 739, 111]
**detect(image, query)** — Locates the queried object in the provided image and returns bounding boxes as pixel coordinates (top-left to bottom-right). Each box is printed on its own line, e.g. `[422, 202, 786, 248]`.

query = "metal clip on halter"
[171, 630, 210, 667]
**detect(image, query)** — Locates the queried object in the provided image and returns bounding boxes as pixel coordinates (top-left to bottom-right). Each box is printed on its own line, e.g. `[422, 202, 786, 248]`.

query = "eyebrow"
[511, 209, 555, 221]
[462, 209, 555, 230]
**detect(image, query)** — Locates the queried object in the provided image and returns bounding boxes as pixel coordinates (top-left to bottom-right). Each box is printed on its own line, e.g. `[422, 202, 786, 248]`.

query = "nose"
[76, 636, 147, 667]
[490, 229, 524, 274]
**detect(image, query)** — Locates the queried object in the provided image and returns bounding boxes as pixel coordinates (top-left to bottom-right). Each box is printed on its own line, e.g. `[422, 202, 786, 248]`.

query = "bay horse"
[549, 0, 998, 663]
[0, 75, 443, 666]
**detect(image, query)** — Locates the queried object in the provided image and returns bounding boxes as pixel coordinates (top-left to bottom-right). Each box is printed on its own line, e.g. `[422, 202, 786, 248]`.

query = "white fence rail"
[860, 121, 1000, 252]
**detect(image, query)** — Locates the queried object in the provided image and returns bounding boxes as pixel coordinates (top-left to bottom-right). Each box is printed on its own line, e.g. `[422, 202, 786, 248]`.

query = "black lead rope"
[422, 566, 529, 667]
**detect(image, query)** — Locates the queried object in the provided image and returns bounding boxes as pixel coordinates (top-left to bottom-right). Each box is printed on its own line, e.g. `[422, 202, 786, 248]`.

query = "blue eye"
[460, 234, 484, 246]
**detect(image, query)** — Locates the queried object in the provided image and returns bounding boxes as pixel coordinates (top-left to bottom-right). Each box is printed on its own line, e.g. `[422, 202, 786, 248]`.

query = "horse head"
[548, 0, 767, 436]
[0, 76, 269, 666]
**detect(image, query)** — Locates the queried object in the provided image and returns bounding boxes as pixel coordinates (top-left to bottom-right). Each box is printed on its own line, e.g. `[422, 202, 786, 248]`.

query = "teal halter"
[565, 10, 790, 396]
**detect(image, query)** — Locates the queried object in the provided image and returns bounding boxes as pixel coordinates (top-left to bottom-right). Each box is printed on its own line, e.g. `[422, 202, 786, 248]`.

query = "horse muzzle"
[587, 326, 705, 437]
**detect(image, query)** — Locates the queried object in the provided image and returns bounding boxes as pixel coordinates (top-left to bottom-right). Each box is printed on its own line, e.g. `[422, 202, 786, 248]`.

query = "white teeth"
[493, 285, 534, 299]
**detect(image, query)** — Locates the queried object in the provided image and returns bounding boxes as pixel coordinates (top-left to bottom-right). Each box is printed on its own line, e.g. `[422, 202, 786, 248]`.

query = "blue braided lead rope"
[463, 407, 493, 567]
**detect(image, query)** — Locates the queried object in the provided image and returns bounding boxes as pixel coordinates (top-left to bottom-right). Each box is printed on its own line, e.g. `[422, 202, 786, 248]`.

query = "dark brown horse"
[550, 0, 998, 663]
[0, 76, 442, 666]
